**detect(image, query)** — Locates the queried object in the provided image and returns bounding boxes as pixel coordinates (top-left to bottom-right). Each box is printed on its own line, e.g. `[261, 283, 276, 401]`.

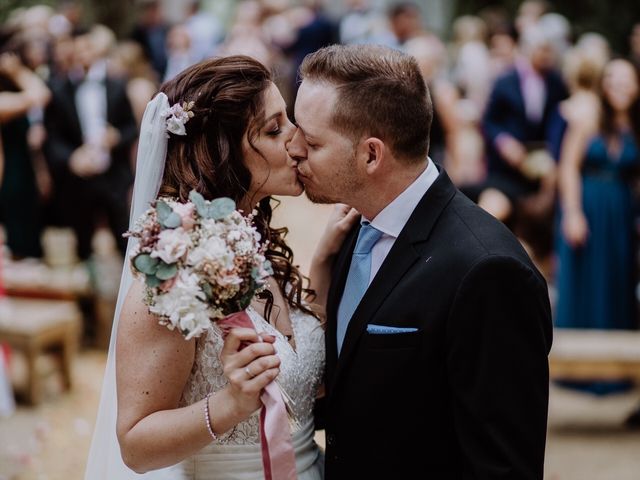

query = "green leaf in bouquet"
[156, 262, 178, 280]
[162, 212, 182, 229]
[207, 197, 236, 220]
[201, 282, 214, 300]
[236, 279, 257, 310]
[189, 190, 208, 217]
[145, 274, 163, 288]
[156, 200, 173, 222]
[263, 260, 273, 276]
[133, 254, 160, 275]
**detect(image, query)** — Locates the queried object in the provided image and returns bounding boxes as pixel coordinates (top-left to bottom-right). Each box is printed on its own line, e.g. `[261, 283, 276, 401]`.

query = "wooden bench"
[0, 298, 82, 405]
[549, 328, 640, 381]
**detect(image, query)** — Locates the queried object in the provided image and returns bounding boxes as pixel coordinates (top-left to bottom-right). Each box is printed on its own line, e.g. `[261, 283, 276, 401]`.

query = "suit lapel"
[63, 79, 83, 143]
[510, 71, 527, 121]
[328, 167, 458, 395]
[105, 78, 118, 125]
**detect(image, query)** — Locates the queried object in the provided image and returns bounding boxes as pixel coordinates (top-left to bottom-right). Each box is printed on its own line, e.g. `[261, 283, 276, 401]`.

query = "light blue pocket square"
[366, 324, 418, 334]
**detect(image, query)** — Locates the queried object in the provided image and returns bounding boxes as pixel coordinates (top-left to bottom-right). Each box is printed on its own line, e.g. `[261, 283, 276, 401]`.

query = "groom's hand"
[220, 328, 280, 417]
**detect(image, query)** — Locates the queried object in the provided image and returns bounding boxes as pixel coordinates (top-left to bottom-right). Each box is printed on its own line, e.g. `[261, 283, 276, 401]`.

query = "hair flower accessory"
[163, 100, 195, 136]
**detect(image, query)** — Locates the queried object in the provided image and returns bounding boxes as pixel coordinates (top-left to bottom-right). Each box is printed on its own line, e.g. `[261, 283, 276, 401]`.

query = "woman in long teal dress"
[0, 53, 50, 259]
[555, 58, 640, 394]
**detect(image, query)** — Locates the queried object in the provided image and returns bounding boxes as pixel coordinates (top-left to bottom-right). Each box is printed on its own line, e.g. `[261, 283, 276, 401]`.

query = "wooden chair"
[0, 298, 82, 405]
[550, 328, 640, 382]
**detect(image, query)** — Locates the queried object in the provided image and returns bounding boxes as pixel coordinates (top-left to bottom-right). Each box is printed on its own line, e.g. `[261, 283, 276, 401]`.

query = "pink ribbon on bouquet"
[218, 310, 298, 480]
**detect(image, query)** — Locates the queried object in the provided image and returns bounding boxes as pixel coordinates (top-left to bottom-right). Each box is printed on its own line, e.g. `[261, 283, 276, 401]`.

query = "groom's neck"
[354, 160, 428, 220]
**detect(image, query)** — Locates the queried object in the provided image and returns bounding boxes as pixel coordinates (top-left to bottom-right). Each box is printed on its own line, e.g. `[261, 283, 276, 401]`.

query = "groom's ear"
[361, 137, 385, 174]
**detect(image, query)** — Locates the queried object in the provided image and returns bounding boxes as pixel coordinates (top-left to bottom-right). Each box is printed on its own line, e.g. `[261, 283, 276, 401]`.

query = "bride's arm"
[307, 204, 360, 313]
[116, 280, 279, 473]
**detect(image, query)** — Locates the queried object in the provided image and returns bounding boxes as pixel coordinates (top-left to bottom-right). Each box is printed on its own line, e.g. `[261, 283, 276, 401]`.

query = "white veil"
[84, 92, 179, 479]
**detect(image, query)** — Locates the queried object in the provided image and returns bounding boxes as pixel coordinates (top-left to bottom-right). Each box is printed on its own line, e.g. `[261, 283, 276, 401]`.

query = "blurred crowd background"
[1, 0, 640, 478]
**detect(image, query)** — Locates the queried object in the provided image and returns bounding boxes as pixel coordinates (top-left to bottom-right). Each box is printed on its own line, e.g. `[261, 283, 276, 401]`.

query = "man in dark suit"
[476, 24, 568, 256]
[44, 27, 137, 261]
[288, 44, 552, 479]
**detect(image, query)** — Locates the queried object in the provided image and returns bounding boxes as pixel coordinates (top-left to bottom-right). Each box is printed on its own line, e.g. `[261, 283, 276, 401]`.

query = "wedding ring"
[245, 366, 254, 378]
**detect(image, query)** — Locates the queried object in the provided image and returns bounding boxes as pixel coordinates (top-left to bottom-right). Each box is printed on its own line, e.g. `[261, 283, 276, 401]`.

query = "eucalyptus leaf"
[189, 190, 206, 206]
[263, 260, 273, 276]
[145, 274, 162, 288]
[156, 262, 178, 280]
[189, 190, 208, 217]
[201, 282, 213, 300]
[208, 197, 236, 220]
[133, 254, 159, 275]
[162, 212, 182, 229]
[156, 200, 173, 223]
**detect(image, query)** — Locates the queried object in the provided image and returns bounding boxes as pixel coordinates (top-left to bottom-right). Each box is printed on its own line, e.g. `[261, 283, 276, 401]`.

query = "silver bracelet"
[203, 391, 217, 441]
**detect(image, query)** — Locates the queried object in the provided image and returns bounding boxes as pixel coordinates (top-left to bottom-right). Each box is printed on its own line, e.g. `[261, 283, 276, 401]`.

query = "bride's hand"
[313, 204, 360, 263]
[219, 328, 280, 418]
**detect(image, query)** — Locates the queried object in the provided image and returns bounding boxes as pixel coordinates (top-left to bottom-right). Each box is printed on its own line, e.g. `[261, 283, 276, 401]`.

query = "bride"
[84, 55, 357, 479]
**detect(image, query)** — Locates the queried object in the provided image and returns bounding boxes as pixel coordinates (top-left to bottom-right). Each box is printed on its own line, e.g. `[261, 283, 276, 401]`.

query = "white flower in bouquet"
[149, 270, 211, 340]
[152, 227, 193, 264]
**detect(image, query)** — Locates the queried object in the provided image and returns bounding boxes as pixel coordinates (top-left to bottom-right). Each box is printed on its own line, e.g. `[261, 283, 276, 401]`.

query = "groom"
[288, 44, 553, 479]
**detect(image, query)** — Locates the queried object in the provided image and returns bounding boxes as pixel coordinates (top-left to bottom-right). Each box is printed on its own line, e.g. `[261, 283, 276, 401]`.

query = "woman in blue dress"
[555, 58, 640, 393]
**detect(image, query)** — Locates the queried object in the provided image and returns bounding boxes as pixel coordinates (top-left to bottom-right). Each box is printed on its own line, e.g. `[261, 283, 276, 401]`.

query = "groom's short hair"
[299, 44, 432, 163]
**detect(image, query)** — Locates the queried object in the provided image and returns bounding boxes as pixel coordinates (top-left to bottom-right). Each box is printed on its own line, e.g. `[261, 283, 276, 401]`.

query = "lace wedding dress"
[174, 305, 325, 479]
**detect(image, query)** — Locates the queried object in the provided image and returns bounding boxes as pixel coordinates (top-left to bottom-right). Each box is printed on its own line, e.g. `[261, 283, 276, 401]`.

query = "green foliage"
[133, 254, 159, 275]
[155, 262, 178, 281]
[189, 190, 236, 220]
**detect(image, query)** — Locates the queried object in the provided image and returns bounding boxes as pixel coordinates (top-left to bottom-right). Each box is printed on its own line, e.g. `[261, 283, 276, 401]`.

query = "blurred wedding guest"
[49, 1, 83, 39]
[163, 24, 197, 82]
[216, 0, 276, 70]
[575, 32, 611, 73]
[476, 24, 568, 253]
[339, 0, 394, 46]
[50, 32, 76, 78]
[547, 47, 605, 162]
[554, 59, 640, 394]
[184, 0, 223, 62]
[281, 0, 339, 98]
[485, 18, 519, 79]
[450, 15, 492, 116]
[537, 12, 571, 65]
[0, 52, 51, 260]
[44, 28, 137, 262]
[388, 1, 444, 55]
[515, 0, 550, 37]
[130, 0, 169, 80]
[108, 40, 158, 128]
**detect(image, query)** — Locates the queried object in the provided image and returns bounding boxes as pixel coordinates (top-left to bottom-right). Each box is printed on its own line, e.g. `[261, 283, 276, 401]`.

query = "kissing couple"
[85, 44, 552, 480]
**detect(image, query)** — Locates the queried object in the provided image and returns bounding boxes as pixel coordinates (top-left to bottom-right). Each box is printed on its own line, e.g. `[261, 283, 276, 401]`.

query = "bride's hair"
[158, 55, 316, 322]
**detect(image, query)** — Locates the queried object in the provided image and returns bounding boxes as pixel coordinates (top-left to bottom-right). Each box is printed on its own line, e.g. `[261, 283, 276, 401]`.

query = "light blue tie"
[336, 222, 383, 354]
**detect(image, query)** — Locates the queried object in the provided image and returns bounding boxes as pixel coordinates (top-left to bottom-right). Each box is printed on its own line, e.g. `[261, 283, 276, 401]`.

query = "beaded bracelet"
[203, 391, 217, 441]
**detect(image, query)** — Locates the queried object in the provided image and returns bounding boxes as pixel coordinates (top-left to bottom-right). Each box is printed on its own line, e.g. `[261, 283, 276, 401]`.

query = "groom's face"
[289, 80, 364, 204]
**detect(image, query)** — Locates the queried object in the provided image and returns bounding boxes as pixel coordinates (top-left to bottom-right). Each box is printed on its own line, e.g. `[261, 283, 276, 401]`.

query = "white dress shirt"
[364, 158, 439, 284]
[75, 60, 111, 172]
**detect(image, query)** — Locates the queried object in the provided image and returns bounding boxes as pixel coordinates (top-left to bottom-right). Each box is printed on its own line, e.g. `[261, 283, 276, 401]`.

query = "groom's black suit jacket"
[322, 168, 552, 479]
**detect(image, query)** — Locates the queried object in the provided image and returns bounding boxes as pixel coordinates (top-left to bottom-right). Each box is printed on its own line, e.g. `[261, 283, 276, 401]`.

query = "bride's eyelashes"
[265, 120, 282, 137]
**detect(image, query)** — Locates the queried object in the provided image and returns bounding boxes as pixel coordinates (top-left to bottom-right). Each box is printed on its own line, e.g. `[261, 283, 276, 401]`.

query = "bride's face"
[243, 82, 302, 204]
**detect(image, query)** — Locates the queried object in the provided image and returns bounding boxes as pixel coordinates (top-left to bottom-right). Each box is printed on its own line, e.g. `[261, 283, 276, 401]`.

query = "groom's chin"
[304, 190, 334, 204]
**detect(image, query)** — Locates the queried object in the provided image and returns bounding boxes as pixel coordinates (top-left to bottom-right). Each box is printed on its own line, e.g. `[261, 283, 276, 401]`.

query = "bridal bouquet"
[125, 191, 298, 480]
[126, 190, 273, 340]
